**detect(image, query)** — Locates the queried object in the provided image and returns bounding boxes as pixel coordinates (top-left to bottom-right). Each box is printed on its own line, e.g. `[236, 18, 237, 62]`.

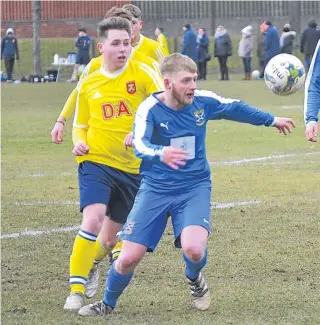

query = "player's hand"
[72, 141, 89, 156]
[305, 122, 318, 142]
[51, 121, 65, 144]
[162, 146, 188, 170]
[273, 117, 296, 135]
[124, 132, 133, 150]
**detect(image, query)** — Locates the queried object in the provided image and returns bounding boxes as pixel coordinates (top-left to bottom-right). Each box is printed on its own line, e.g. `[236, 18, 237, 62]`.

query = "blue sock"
[183, 248, 208, 280]
[103, 262, 133, 308]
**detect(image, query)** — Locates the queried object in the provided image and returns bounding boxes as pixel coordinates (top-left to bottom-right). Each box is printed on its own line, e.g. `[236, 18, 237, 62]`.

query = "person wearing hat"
[280, 24, 296, 54]
[1, 28, 19, 82]
[71, 28, 92, 81]
[300, 18, 320, 71]
[181, 24, 197, 62]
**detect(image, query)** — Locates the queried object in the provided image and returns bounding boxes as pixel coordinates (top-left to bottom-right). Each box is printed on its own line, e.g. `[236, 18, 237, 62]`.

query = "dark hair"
[97, 17, 132, 40]
[122, 4, 142, 20]
[283, 27, 290, 32]
[157, 27, 164, 33]
[104, 6, 133, 22]
[198, 27, 205, 32]
[265, 21, 272, 26]
[78, 28, 86, 33]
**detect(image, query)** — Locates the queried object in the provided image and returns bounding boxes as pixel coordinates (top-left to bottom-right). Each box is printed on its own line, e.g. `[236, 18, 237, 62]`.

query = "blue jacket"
[133, 90, 275, 192]
[75, 35, 91, 55]
[1, 36, 19, 59]
[181, 28, 197, 61]
[304, 40, 320, 125]
[214, 31, 232, 57]
[196, 33, 209, 63]
[264, 26, 280, 59]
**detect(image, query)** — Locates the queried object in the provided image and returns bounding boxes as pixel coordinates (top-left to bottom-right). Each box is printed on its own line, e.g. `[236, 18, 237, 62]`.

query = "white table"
[52, 62, 75, 82]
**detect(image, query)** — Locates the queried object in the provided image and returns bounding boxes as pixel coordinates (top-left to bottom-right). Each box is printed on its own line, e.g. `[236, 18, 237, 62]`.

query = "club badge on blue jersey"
[194, 109, 205, 126]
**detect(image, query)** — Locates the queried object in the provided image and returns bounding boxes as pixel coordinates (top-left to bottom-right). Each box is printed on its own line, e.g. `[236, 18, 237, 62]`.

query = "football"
[264, 53, 306, 96]
[251, 70, 261, 79]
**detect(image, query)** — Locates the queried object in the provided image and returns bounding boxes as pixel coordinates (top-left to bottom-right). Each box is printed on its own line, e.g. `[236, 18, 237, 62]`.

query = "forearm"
[59, 88, 78, 120]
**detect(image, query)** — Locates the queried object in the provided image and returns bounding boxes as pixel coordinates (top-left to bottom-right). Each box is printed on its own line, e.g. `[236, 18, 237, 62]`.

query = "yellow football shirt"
[133, 34, 166, 63]
[59, 48, 160, 120]
[73, 60, 163, 174]
[157, 33, 170, 56]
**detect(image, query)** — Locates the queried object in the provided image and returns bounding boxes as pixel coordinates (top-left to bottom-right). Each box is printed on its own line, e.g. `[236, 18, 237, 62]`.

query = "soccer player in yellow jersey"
[63, 16, 163, 311]
[155, 27, 170, 56]
[122, 4, 166, 62]
[51, 7, 161, 144]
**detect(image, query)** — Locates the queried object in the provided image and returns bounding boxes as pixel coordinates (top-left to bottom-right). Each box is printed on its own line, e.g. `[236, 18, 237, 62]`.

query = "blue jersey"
[133, 89, 275, 192]
[304, 40, 320, 125]
[75, 35, 91, 55]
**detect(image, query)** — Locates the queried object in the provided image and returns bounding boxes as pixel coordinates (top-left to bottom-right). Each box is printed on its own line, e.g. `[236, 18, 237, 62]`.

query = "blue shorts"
[120, 180, 212, 251]
[78, 161, 141, 224]
[76, 54, 90, 65]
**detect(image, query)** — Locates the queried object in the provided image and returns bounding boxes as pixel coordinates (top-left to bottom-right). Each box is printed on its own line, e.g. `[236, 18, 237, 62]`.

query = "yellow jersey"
[73, 60, 163, 174]
[133, 34, 166, 63]
[59, 48, 161, 120]
[157, 33, 170, 56]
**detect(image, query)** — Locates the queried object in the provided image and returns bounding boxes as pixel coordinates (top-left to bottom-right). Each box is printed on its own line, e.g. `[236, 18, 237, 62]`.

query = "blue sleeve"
[133, 104, 165, 162]
[181, 32, 190, 54]
[1, 38, 5, 58]
[304, 41, 320, 125]
[198, 90, 275, 126]
[75, 37, 81, 48]
[264, 30, 271, 52]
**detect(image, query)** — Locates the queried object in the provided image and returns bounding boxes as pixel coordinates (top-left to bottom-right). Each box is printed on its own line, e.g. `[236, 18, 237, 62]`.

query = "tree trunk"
[289, 1, 301, 44]
[32, 0, 42, 75]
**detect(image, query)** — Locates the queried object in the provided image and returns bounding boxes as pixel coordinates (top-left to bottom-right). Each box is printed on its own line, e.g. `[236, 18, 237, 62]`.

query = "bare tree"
[32, 0, 42, 75]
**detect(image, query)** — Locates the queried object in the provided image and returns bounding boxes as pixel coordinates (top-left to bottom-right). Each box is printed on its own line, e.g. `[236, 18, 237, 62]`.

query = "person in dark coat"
[1, 28, 19, 82]
[181, 24, 197, 62]
[262, 21, 280, 77]
[300, 18, 320, 70]
[196, 27, 209, 80]
[71, 27, 92, 81]
[280, 24, 296, 54]
[257, 23, 267, 78]
[214, 25, 232, 80]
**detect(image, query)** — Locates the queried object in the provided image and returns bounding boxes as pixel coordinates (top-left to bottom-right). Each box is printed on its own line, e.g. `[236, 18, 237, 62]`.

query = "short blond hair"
[122, 4, 142, 20]
[160, 53, 197, 76]
[104, 6, 133, 22]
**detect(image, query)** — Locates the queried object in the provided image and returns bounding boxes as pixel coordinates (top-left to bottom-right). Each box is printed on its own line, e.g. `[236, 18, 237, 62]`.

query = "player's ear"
[163, 77, 171, 89]
[139, 20, 143, 30]
[97, 42, 103, 54]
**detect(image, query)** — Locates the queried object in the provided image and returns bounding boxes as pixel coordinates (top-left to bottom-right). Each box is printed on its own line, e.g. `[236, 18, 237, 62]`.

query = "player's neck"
[159, 93, 184, 111]
[102, 61, 126, 74]
[132, 34, 141, 47]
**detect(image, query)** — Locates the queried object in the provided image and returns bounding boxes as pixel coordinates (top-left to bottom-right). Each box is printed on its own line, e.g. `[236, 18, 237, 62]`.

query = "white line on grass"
[211, 152, 320, 166]
[281, 105, 302, 109]
[2, 200, 261, 239]
[15, 201, 79, 206]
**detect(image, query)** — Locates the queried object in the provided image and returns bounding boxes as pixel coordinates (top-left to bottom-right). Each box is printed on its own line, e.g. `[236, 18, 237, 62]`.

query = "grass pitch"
[1, 76, 319, 325]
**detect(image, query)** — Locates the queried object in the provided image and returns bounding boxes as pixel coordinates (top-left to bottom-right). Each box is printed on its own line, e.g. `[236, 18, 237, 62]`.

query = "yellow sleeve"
[59, 88, 78, 120]
[139, 63, 164, 95]
[72, 84, 89, 145]
[155, 44, 166, 62]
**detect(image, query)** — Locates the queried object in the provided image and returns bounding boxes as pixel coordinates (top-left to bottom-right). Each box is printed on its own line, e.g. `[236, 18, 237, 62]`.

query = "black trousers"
[217, 56, 229, 79]
[197, 61, 207, 79]
[4, 57, 15, 80]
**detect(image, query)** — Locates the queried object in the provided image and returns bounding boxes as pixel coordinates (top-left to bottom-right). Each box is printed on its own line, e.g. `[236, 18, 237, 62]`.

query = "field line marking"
[211, 152, 320, 166]
[2, 200, 261, 239]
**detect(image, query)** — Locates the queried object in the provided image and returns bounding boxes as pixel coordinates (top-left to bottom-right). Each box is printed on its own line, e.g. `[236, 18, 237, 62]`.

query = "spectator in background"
[181, 24, 197, 62]
[262, 21, 280, 77]
[1, 28, 19, 82]
[196, 27, 209, 80]
[71, 28, 91, 81]
[300, 18, 320, 71]
[257, 23, 267, 78]
[155, 27, 169, 56]
[238, 25, 253, 80]
[214, 25, 232, 81]
[280, 24, 296, 54]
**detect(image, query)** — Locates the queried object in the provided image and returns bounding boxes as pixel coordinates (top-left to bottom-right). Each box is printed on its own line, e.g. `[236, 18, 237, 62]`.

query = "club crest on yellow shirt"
[126, 81, 136, 94]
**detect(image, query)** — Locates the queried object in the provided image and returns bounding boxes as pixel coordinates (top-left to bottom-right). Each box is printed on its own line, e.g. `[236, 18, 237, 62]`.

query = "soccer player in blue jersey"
[304, 39, 320, 142]
[78, 53, 295, 317]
